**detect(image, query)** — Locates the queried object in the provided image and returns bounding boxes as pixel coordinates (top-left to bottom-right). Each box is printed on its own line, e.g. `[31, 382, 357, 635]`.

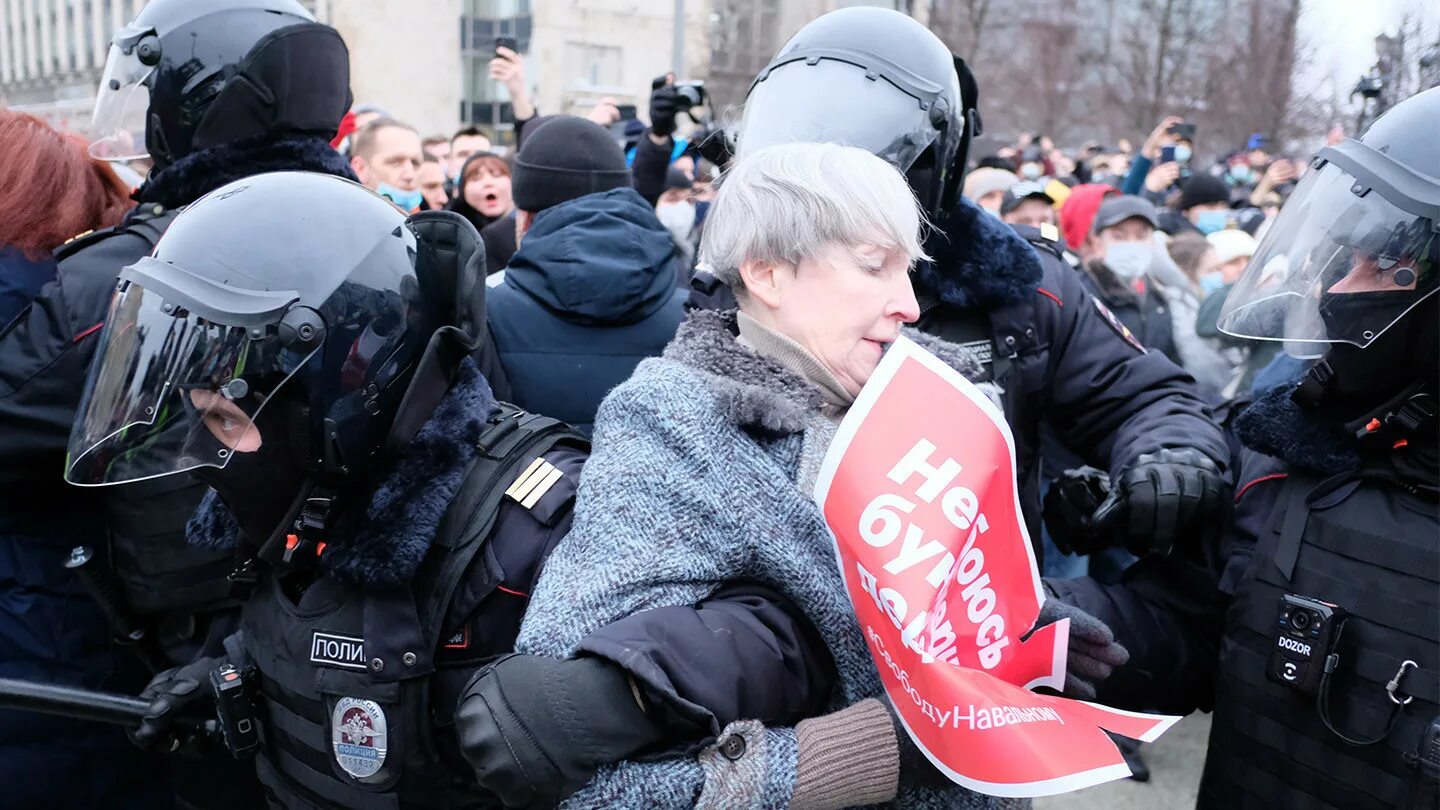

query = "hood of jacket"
[186, 358, 499, 588]
[135, 134, 357, 210]
[912, 195, 1045, 310]
[664, 309, 983, 438]
[504, 187, 679, 326]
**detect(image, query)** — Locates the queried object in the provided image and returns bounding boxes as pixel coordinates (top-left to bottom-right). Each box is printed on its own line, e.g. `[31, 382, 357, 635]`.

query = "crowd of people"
[0, 1, 1436, 810]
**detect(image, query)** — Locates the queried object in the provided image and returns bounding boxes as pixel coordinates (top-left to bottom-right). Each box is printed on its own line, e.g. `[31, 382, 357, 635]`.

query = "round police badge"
[332, 697, 388, 780]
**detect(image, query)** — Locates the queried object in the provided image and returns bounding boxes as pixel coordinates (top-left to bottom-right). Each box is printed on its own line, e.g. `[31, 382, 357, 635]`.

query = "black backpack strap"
[417, 405, 588, 652]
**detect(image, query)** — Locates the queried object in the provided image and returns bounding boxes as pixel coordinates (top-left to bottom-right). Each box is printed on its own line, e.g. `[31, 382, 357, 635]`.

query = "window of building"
[565, 42, 623, 91]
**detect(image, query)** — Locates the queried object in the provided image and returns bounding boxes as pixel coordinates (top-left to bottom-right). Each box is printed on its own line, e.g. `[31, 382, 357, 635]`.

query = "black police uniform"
[231, 405, 589, 809]
[1052, 87, 1440, 809]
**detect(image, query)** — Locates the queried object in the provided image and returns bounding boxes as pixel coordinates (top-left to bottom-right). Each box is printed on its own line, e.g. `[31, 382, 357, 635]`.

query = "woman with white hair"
[456, 143, 1123, 808]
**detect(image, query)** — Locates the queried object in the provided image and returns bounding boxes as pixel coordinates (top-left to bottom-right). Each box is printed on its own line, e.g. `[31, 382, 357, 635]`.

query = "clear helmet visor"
[89, 42, 152, 161]
[66, 279, 318, 487]
[1217, 162, 1439, 358]
[738, 59, 940, 173]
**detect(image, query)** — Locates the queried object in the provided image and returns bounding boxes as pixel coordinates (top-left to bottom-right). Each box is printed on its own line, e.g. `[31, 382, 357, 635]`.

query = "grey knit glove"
[1037, 582, 1130, 700]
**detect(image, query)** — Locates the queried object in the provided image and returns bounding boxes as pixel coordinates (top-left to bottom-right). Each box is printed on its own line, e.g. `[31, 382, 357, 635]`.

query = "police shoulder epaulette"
[1019, 225, 1067, 264]
[503, 453, 577, 526]
[53, 226, 120, 261]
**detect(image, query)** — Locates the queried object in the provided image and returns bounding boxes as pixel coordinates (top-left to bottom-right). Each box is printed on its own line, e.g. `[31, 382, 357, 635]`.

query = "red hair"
[0, 111, 134, 261]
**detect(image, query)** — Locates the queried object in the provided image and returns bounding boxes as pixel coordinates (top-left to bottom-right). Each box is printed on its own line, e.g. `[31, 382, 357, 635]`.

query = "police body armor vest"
[1201, 467, 1440, 809]
[239, 407, 584, 810]
[61, 205, 238, 616]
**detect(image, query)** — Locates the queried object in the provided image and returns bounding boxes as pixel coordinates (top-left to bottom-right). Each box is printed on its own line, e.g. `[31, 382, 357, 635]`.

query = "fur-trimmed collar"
[137, 135, 358, 210]
[912, 196, 1045, 309]
[1234, 384, 1360, 476]
[186, 359, 499, 588]
[664, 309, 982, 437]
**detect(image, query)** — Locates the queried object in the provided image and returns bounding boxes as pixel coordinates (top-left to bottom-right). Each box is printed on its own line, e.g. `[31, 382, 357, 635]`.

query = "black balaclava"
[189, 394, 311, 549]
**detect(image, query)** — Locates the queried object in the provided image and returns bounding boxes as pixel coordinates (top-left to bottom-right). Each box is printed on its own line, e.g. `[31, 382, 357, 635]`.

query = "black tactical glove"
[457, 653, 666, 809]
[129, 655, 222, 752]
[1035, 584, 1130, 701]
[1092, 448, 1229, 557]
[648, 76, 680, 138]
[1042, 465, 1113, 555]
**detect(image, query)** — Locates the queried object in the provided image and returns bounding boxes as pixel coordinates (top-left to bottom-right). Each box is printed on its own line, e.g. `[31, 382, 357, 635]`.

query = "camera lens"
[1290, 608, 1313, 632]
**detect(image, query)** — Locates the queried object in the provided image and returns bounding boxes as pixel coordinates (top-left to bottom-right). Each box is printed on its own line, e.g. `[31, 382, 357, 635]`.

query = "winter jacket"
[0, 241, 175, 809]
[1147, 252, 1240, 397]
[481, 212, 518, 273]
[1076, 260, 1181, 366]
[514, 309, 1020, 809]
[0, 246, 56, 327]
[487, 187, 686, 433]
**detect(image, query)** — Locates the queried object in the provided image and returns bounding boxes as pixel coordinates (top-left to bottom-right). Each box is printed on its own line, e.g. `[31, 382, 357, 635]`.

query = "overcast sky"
[1299, 0, 1438, 102]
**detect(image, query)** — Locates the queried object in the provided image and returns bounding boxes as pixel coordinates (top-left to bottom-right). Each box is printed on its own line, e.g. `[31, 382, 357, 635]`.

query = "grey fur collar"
[664, 310, 982, 437]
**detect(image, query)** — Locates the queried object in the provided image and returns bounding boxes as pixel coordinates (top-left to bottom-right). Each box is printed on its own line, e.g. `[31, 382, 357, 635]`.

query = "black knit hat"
[1177, 174, 1230, 212]
[512, 116, 631, 213]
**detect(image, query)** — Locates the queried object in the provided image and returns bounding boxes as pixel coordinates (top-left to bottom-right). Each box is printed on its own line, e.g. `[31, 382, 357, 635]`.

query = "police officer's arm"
[481, 445, 834, 740]
[0, 237, 134, 487]
[575, 581, 836, 740]
[1038, 261, 1229, 475]
[1047, 557, 1228, 715]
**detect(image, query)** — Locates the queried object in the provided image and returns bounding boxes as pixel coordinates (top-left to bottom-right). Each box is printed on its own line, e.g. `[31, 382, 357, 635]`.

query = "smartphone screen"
[494, 36, 517, 56]
[617, 104, 638, 121]
[1160, 145, 1176, 164]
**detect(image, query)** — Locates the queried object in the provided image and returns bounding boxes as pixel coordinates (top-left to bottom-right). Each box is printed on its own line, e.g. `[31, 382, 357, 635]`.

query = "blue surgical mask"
[377, 183, 423, 212]
[1195, 209, 1230, 235]
[1173, 144, 1192, 163]
[1228, 165, 1256, 185]
[1199, 271, 1226, 296]
[1104, 240, 1154, 280]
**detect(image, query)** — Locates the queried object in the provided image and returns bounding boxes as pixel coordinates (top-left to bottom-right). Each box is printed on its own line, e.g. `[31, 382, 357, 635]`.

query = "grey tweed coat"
[515, 309, 1026, 810]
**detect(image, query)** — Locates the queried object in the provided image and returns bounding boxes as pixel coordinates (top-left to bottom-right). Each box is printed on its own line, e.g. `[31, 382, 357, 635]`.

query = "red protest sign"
[814, 336, 1178, 797]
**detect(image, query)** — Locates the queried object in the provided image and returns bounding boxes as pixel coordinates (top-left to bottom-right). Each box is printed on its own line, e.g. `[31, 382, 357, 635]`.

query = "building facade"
[1, 0, 716, 143]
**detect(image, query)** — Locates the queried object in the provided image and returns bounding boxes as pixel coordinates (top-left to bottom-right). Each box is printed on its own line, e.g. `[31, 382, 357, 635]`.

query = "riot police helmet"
[90, 0, 352, 169]
[735, 7, 980, 220]
[1218, 88, 1438, 375]
[65, 172, 487, 489]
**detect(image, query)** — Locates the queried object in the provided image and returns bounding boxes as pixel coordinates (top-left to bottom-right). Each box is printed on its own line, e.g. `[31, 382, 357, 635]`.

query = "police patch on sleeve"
[332, 698, 388, 780]
[1092, 298, 1148, 354]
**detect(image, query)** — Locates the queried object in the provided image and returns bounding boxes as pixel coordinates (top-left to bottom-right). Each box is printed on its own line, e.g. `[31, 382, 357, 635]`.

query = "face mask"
[1314, 290, 1435, 411]
[1174, 145, 1193, 163]
[377, 183, 423, 212]
[1020, 163, 1043, 180]
[693, 200, 712, 228]
[981, 204, 1003, 218]
[1228, 165, 1255, 185]
[1199, 271, 1226, 296]
[656, 202, 695, 244]
[1104, 240, 1154, 280]
[1195, 210, 1230, 235]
